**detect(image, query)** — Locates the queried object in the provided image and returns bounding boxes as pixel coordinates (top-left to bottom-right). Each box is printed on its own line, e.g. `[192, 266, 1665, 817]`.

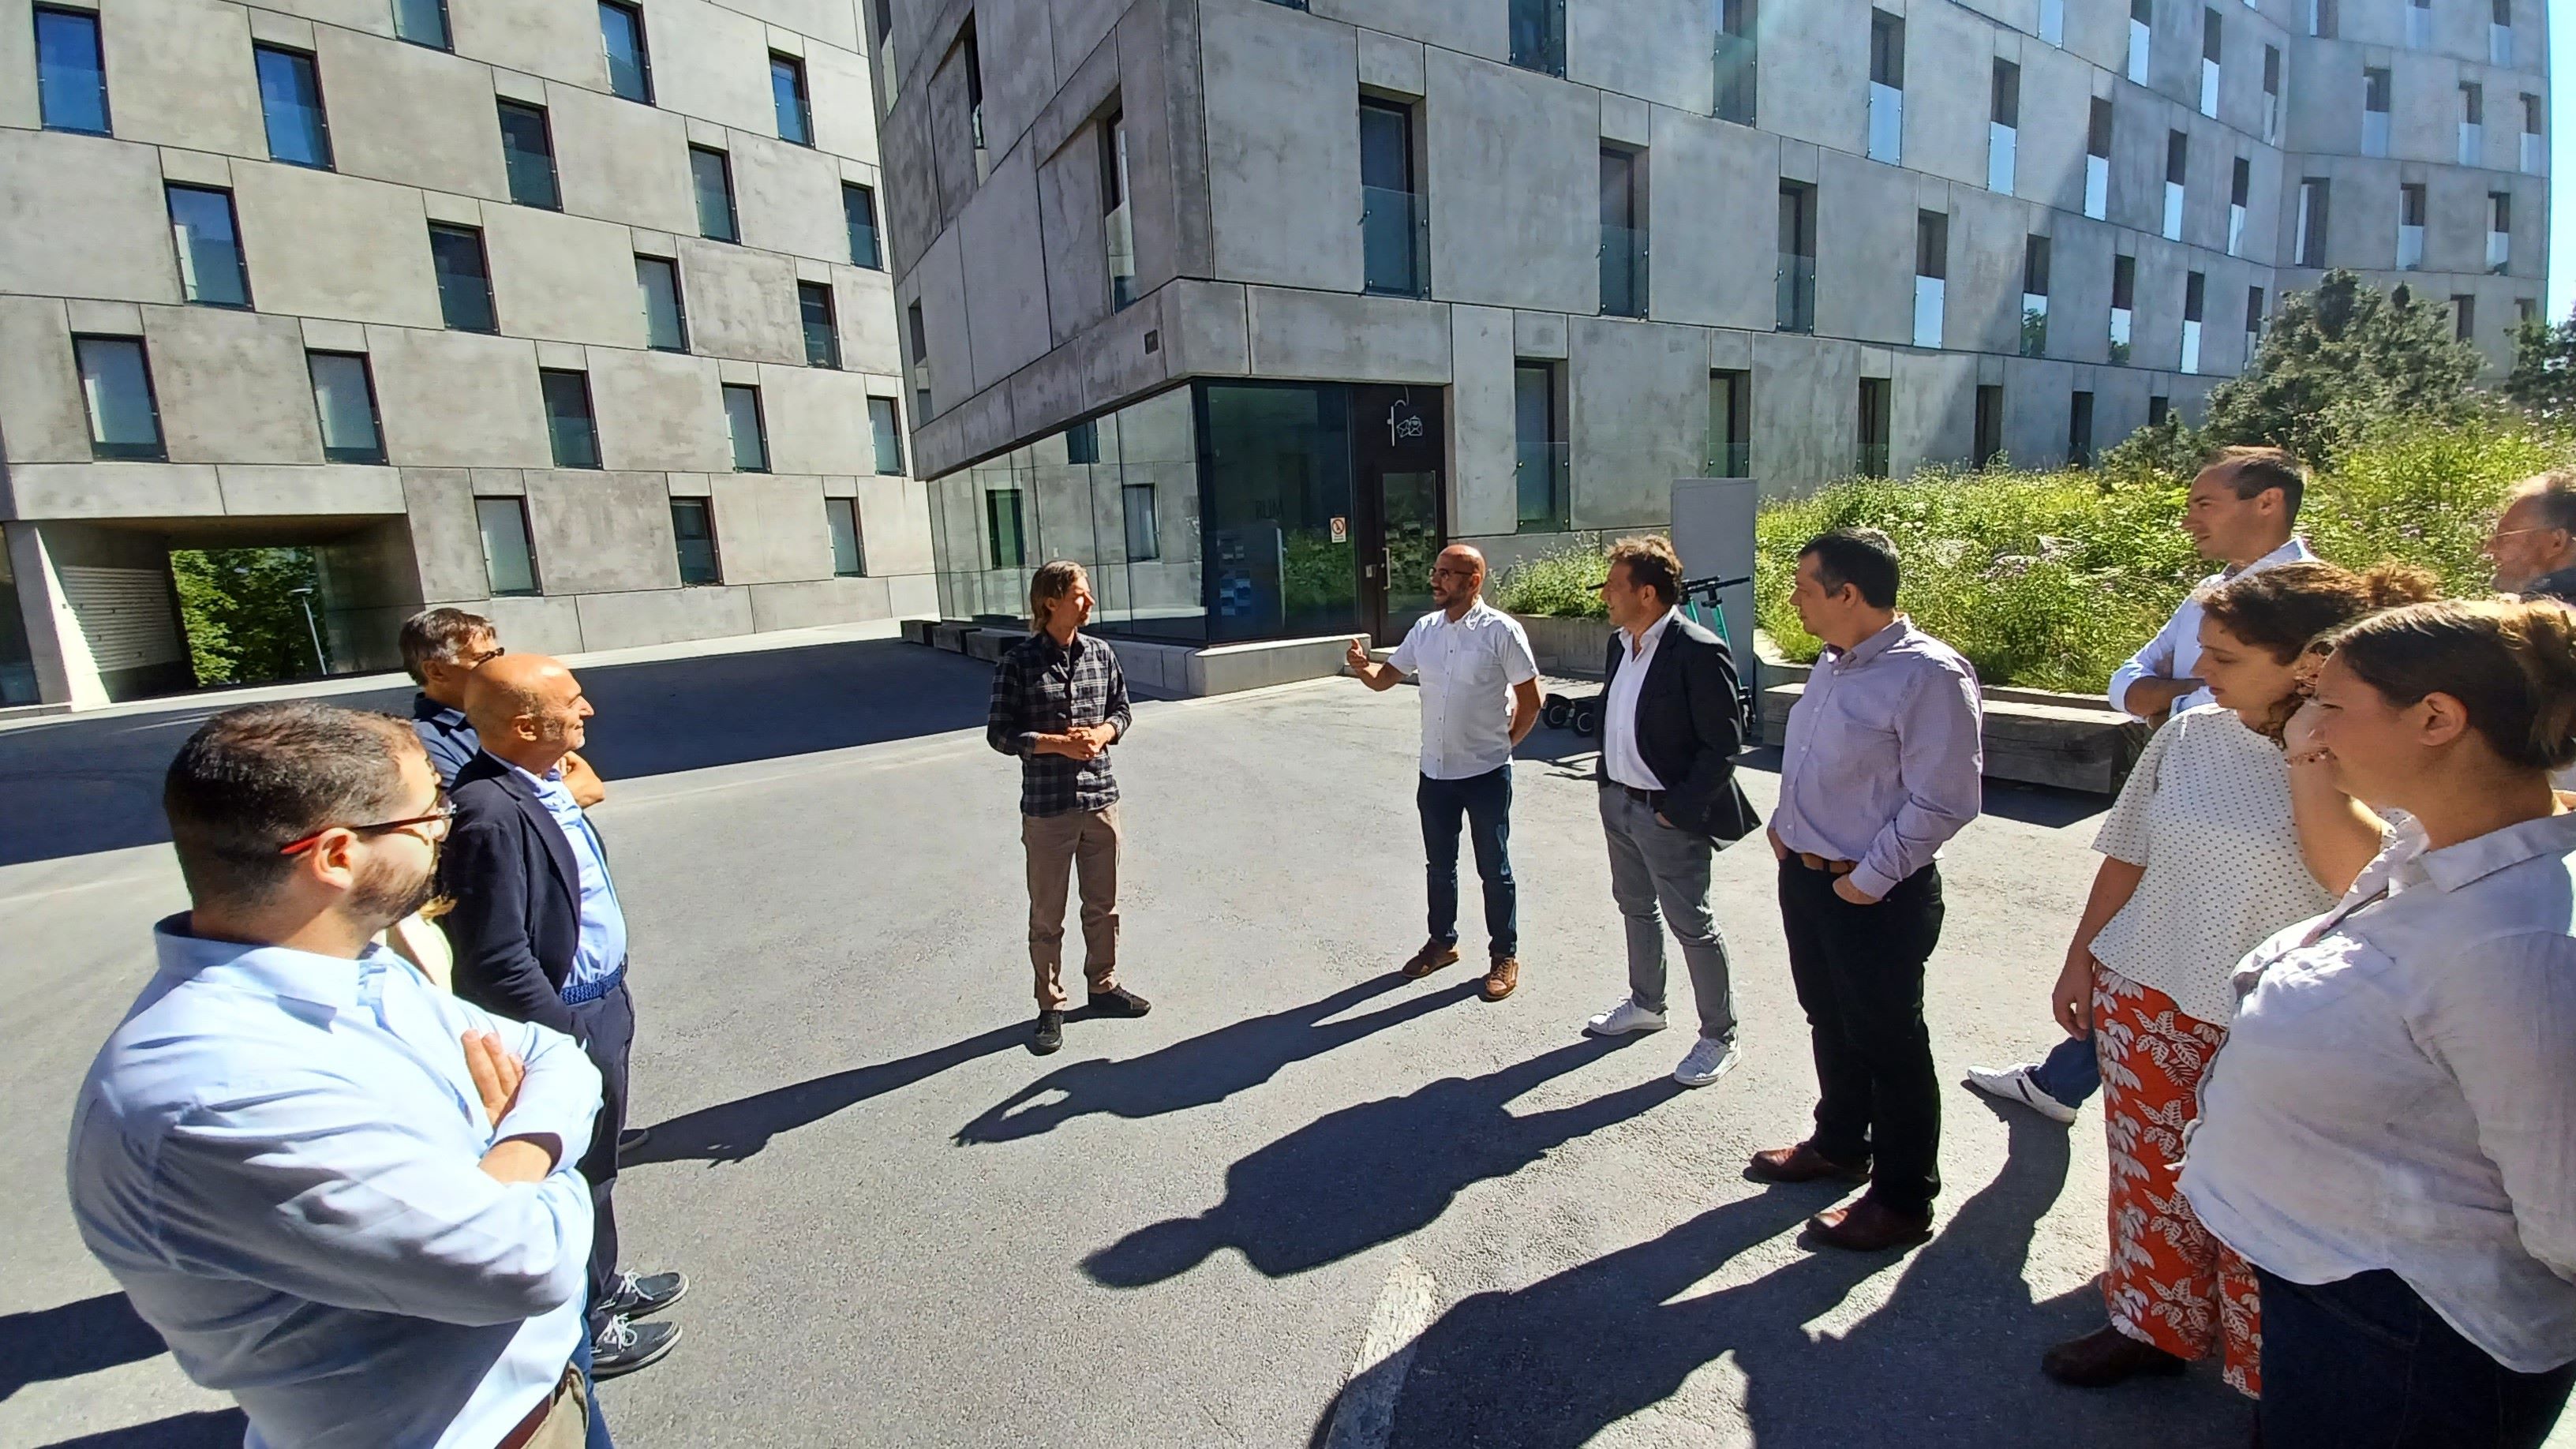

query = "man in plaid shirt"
[987, 560, 1151, 1054]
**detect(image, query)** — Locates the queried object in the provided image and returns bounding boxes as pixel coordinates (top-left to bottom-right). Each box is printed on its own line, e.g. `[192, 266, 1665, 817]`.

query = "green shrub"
[1492, 544, 1608, 619]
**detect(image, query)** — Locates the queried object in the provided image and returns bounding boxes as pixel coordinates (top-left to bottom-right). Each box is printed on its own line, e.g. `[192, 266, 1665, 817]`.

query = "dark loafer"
[1402, 941, 1461, 979]
[1088, 986, 1151, 1017]
[1032, 1009, 1065, 1054]
[2040, 1324, 2192, 1387]
[1806, 1198, 1934, 1252]
[1746, 1141, 1872, 1185]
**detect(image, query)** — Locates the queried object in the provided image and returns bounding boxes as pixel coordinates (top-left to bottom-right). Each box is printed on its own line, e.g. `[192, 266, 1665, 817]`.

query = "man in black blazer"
[1579, 535, 1759, 1089]
[440, 653, 686, 1380]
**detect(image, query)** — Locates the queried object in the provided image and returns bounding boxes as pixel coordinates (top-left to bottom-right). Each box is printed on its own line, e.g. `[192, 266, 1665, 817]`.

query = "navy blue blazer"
[436, 751, 588, 1039]
[1594, 614, 1761, 844]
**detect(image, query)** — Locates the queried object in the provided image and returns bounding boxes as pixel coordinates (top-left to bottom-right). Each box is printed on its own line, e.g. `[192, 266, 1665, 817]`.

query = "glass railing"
[2181, 320, 2203, 376]
[2488, 230, 2510, 272]
[1855, 443, 1890, 478]
[2021, 296, 2048, 357]
[1600, 225, 1647, 317]
[2110, 307, 2133, 365]
[1361, 186, 1427, 298]
[1514, 440, 1570, 532]
[2398, 224, 2424, 269]
[1776, 253, 1814, 332]
[1867, 84, 1902, 163]
[2363, 111, 2390, 157]
[1509, 0, 1566, 76]
[1705, 440, 1750, 477]
[1105, 201, 1137, 310]
[1713, 35, 1756, 124]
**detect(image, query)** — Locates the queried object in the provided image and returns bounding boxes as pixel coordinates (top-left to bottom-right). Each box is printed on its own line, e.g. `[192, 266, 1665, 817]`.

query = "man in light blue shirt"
[67, 701, 612, 1448]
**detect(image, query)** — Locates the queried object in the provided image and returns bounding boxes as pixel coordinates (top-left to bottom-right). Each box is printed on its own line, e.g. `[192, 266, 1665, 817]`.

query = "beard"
[349, 852, 437, 934]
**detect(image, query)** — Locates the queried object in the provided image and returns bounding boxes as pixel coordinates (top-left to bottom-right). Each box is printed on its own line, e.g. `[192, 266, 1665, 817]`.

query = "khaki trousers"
[1023, 805, 1121, 1009]
[500, 1362, 591, 1449]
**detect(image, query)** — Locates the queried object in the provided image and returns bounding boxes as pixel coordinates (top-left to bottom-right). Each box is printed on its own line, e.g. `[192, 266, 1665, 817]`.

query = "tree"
[2196, 269, 2485, 466]
[170, 548, 324, 687]
[2503, 306, 2576, 425]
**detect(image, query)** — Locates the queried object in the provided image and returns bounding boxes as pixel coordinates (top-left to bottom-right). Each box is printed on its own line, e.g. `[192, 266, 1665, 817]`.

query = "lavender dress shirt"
[1773, 617, 1985, 899]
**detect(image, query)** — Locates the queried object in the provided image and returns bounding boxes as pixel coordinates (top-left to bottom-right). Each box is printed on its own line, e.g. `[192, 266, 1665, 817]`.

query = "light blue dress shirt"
[67, 918, 602, 1449]
[511, 762, 627, 993]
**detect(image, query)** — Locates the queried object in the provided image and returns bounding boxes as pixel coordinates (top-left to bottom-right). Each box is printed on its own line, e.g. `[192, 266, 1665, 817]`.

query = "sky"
[2552, 0, 2575, 319]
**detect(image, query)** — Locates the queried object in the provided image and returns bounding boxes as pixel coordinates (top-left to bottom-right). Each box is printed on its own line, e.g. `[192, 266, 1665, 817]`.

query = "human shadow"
[954, 974, 1478, 1145]
[39, 1411, 247, 1448]
[0, 1292, 167, 1398]
[1336, 1103, 2242, 1448]
[1085, 1035, 1672, 1289]
[623, 1022, 1027, 1166]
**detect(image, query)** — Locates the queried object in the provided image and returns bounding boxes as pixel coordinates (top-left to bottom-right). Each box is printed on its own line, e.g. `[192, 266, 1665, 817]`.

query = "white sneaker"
[1674, 1036, 1740, 1087]
[1965, 1062, 2080, 1125]
[1585, 998, 1668, 1036]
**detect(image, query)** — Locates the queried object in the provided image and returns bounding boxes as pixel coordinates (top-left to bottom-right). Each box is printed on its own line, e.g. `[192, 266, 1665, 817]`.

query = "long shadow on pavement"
[1085, 1035, 1673, 1289]
[954, 974, 1480, 1146]
[1319, 1103, 2245, 1448]
[0, 1292, 168, 1399]
[0, 638, 991, 869]
[624, 1021, 1028, 1167]
[38, 1411, 247, 1448]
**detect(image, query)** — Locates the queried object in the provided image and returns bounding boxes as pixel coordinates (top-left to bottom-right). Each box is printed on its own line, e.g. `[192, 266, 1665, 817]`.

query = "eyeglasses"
[461, 644, 506, 668]
[2487, 526, 2564, 544]
[1429, 566, 1478, 579]
[279, 799, 455, 856]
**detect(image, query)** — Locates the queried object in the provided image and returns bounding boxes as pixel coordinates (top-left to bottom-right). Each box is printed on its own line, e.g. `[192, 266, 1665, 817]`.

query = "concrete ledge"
[900, 618, 938, 646]
[1758, 680, 2147, 795]
[1510, 612, 1608, 676]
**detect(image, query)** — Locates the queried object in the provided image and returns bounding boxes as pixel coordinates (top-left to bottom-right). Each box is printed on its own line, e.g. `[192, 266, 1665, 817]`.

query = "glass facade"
[926, 380, 1445, 646]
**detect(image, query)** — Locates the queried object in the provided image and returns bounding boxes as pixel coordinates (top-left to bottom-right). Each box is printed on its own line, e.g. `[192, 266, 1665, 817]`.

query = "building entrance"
[1351, 385, 1443, 646]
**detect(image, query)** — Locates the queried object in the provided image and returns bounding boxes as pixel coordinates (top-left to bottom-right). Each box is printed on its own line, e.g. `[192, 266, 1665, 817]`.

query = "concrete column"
[4, 522, 108, 709]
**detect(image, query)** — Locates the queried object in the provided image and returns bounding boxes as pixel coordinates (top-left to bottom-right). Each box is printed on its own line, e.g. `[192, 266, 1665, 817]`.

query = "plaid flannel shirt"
[987, 630, 1131, 817]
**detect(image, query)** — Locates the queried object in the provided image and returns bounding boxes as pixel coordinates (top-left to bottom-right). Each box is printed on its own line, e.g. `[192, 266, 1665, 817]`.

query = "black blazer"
[1594, 615, 1761, 844]
[437, 751, 586, 1039]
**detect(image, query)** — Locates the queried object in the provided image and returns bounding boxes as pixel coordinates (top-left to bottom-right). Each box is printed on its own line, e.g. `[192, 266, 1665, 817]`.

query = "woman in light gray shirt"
[2181, 599, 2576, 1449]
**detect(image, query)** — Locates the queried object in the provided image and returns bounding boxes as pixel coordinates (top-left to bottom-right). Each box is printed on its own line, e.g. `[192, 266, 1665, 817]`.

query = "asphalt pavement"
[3, 642, 2301, 1447]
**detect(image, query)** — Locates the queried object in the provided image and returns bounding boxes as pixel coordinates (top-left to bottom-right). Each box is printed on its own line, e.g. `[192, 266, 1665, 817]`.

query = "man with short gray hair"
[399, 606, 604, 807]
[2484, 470, 2576, 601]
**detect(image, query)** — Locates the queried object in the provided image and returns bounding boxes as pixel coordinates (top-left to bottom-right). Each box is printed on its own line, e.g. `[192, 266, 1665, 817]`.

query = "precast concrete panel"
[1567, 0, 1713, 114]
[674, 237, 808, 365]
[955, 146, 1056, 393]
[399, 466, 491, 602]
[141, 305, 326, 465]
[926, 41, 979, 233]
[1567, 317, 1708, 530]
[482, 206, 654, 348]
[2001, 356, 2072, 466]
[450, 0, 608, 89]
[234, 163, 446, 329]
[758, 362, 881, 475]
[1645, 108, 1782, 331]
[1947, 190, 2030, 355]
[834, 267, 904, 374]
[98, 0, 266, 156]
[2131, 241, 2188, 370]
[726, 0, 860, 52]
[590, 349, 730, 471]
[1243, 287, 1450, 383]
[546, 82, 702, 237]
[2050, 214, 2119, 363]
[0, 133, 181, 305]
[1422, 50, 1597, 313]
[1447, 303, 1517, 538]
[0, 298, 90, 466]
[523, 469, 683, 592]
[1758, 0, 1867, 155]
[574, 582, 754, 646]
[1050, 0, 1129, 74]
[2064, 0, 2131, 75]
[2425, 169, 2490, 274]
[975, 0, 1061, 160]
[1813, 152, 1915, 346]
[1120, 0, 1212, 294]
[474, 593, 586, 651]
[1903, 3, 1995, 189]
[1891, 350, 1978, 473]
[1200, 0, 1363, 293]
[647, 0, 780, 137]
[316, 28, 511, 202]
[2106, 92, 2167, 235]
[705, 471, 831, 582]
[751, 574, 895, 627]
[216, 463, 404, 515]
[908, 228, 975, 413]
[808, 43, 882, 163]
[732, 132, 854, 264]
[2020, 47, 2099, 216]
[5, 462, 225, 518]
[1035, 134, 1113, 344]
[0, 0, 39, 129]
[880, 77, 945, 275]
[1750, 331, 1862, 499]
[1310, 0, 1506, 63]
[369, 327, 551, 466]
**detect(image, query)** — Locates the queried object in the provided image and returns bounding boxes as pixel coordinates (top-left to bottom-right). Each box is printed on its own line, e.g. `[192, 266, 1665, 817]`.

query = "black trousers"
[2258, 1267, 2576, 1449]
[567, 979, 634, 1336]
[1777, 858, 1945, 1214]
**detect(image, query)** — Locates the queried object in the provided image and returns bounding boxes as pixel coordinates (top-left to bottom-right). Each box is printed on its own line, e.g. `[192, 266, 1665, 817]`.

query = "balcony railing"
[1713, 33, 1756, 124]
[1856, 442, 1890, 477]
[1705, 440, 1750, 477]
[2110, 306, 2134, 365]
[2021, 295, 2049, 357]
[1361, 186, 1427, 298]
[2363, 110, 2390, 156]
[1867, 83, 1903, 163]
[1911, 275, 1943, 350]
[2492, 22, 2511, 63]
[2182, 319, 2203, 375]
[2523, 133, 2544, 173]
[2228, 202, 2245, 256]
[1515, 439, 1571, 532]
[2084, 155, 2109, 219]
[1600, 225, 1648, 318]
[1776, 253, 1815, 332]
[2162, 182, 2185, 242]
[2488, 230, 2510, 272]
[2200, 59, 2220, 117]
[2460, 122, 2484, 166]
[2040, 0, 2064, 43]
[1987, 122, 2016, 195]
[2126, 20, 2150, 81]
[2398, 223, 2424, 270]
[1509, 0, 1566, 77]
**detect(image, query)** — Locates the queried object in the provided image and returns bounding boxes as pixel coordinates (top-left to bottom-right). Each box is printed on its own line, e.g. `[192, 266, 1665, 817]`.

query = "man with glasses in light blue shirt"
[68, 701, 612, 1447]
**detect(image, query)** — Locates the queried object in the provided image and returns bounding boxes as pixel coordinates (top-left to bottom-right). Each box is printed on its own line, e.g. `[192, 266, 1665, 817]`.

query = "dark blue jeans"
[1419, 766, 1515, 960]
[2026, 1029, 2102, 1109]
[2256, 1267, 2574, 1449]
[572, 1323, 616, 1447]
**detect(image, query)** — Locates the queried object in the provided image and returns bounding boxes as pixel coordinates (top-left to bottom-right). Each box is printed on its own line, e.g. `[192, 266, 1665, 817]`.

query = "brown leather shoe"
[1806, 1198, 1934, 1252]
[1746, 1142, 1871, 1185]
[1402, 941, 1462, 979]
[1481, 957, 1520, 1001]
[2040, 1324, 2191, 1387]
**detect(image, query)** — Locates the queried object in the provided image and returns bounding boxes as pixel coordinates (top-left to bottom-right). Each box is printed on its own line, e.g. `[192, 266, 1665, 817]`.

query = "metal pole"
[290, 586, 327, 676]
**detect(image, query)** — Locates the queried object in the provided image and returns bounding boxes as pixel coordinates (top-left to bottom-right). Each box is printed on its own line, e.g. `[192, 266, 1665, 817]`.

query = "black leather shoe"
[601, 1268, 687, 1320]
[1088, 986, 1152, 1017]
[1746, 1141, 1871, 1185]
[1032, 1009, 1065, 1054]
[616, 1125, 652, 1158]
[2041, 1324, 2191, 1387]
[1806, 1198, 1934, 1252]
[591, 1316, 681, 1378]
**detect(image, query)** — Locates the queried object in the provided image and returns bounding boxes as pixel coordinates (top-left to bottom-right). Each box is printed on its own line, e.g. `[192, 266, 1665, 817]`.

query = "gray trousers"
[1600, 784, 1737, 1041]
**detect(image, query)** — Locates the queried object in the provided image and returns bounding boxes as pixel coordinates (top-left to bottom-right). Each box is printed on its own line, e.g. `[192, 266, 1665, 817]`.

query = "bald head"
[1431, 544, 1486, 616]
[464, 653, 592, 769]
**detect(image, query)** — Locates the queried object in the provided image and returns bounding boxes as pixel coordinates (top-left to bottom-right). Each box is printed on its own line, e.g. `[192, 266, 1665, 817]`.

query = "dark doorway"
[1352, 385, 1445, 645]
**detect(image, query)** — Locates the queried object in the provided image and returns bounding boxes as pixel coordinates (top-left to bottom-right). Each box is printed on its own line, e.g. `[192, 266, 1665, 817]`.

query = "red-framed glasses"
[278, 799, 455, 856]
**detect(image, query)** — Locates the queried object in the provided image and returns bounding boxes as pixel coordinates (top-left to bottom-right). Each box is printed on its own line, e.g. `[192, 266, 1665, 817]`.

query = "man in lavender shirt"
[1747, 529, 1983, 1253]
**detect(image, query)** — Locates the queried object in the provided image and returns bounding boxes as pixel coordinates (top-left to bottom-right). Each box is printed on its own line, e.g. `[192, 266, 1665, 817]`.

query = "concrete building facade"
[1, 0, 932, 707]
[869, 0, 2547, 646]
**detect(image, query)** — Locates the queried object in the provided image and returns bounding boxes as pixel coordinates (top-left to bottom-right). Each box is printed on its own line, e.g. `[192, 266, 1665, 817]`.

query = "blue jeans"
[2026, 1030, 2100, 1109]
[571, 1325, 616, 1448]
[1419, 766, 1515, 960]
[2256, 1267, 2574, 1449]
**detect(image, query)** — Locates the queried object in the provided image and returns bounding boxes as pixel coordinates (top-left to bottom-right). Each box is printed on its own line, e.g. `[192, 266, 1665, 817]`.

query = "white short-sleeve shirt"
[1387, 600, 1540, 780]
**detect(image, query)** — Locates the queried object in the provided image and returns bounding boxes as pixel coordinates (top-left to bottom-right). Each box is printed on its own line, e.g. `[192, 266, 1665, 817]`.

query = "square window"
[722, 384, 767, 471]
[636, 255, 687, 351]
[828, 496, 865, 576]
[476, 496, 541, 595]
[798, 281, 840, 368]
[691, 146, 738, 242]
[497, 101, 560, 210]
[73, 335, 164, 461]
[167, 185, 252, 308]
[539, 369, 601, 469]
[34, 7, 110, 134]
[600, 1, 653, 103]
[255, 46, 333, 170]
[429, 224, 496, 332]
[671, 496, 721, 584]
[1065, 419, 1099, 464]
[867, 396, 904, 474]
[307, 351, 384, 464]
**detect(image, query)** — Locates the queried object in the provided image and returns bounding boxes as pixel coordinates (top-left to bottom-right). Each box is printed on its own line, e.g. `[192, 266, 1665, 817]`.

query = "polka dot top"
[2086, 704, 2337, 1028]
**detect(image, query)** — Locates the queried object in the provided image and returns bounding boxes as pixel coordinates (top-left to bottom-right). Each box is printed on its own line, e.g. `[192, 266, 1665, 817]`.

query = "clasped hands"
[462, 1031, 559, 1185]
[1038, 723, 1117, 761]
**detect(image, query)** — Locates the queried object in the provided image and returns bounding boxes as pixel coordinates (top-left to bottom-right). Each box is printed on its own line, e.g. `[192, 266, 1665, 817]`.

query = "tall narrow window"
[74, 335, 164, 460]
[1101, 111, 1136, 309]
[1868, 11, 1904, 164]
[986, 488, 1026, 567]
[1856, 376, 1891, 477]
[497, 101, 560, 210]
[2021, 234, 2050, 357]
[539, 369, 600, 469]
[2398, 183, 2425, 270]
[2162, 129, 2188, 242]
[2182, 270, 2206, 375]
[2522, 93, 2544, 174]
[798, 280, 840, 367]
[868, 396, 904, 474]
[1122, 483, 1159, 560]
[2069, 390, 2095, 466]
[844, 183, 882, 268]
[1509, 0, 1567, 77]
[2246, 283, 2267, 354]
[636, 255, 686, 350]
[771, 52, 812, 145]
[1514, 361, 1567, 533]
[1989, 59, 2019, 196]
[2041, 0, 2065, 43]
[2200, 8, 2222, 115]
[828, 496, 866, 576]
[872, 0, 897, 107]
[671, 497, 721, 583]
[2363, 67, 2391, 157]
[2296, 178, 2329, 267]
[392, 0, 451, 49]
[2306, 0, 2336, 37]
[2127, 0, 2151, 83]
[2260, 43, 2281, 142]
[2452, 294, 2476, 343]
[2492, 0, 2513, 62]
[2406, 0, 2430, 45]
[960, 21, 987, 177]
[167, 185, 251, 308]
[2488, 192, 2510, 272]
[256, 46, 333, 169]
[429, 224, 496, 331]
[1714, 0, 1758, 125]
[722, 384, 767, 470]
[1912, 209, 1946, 350]
[1361, 99, 1424, 298]
[2460, 84, 2484, 167]
[1064, 419, 1099, 464]
[35, 6, 110, 133]
[600, 1, 652, 103]
[2085, 98, 2113, 220]
[691, 146, 738, 242]
[2227, 155, 2249, 255]
[477, 496, 540, 594]
[1776, 181, 1815, 332]
[307, 352, 385, 463]
[1707, 369, 1750, 476]
[1599, 148, 1646, 318]
[2110, 253, 2136, 364]
[1973, 384, 2003, 467]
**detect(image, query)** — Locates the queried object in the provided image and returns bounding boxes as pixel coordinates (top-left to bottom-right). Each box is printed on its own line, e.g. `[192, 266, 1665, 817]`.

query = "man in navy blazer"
[440, 653, 686, 1380]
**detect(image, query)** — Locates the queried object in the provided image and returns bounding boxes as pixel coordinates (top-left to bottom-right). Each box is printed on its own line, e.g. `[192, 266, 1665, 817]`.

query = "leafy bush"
[1492, 544, 1608, 620]
[171, 547, 324, 687]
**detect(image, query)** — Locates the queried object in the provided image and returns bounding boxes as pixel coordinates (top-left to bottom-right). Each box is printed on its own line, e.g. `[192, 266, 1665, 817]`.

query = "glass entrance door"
[1352, 386, 1445, 644]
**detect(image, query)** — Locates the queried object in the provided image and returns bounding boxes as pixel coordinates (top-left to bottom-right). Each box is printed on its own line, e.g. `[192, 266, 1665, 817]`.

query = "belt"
[561, 961, 626, 1005]
[1795, 852, 1858, 875]
[495, 1361, 582, 1449]
[1619, 784, 1657, 805]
